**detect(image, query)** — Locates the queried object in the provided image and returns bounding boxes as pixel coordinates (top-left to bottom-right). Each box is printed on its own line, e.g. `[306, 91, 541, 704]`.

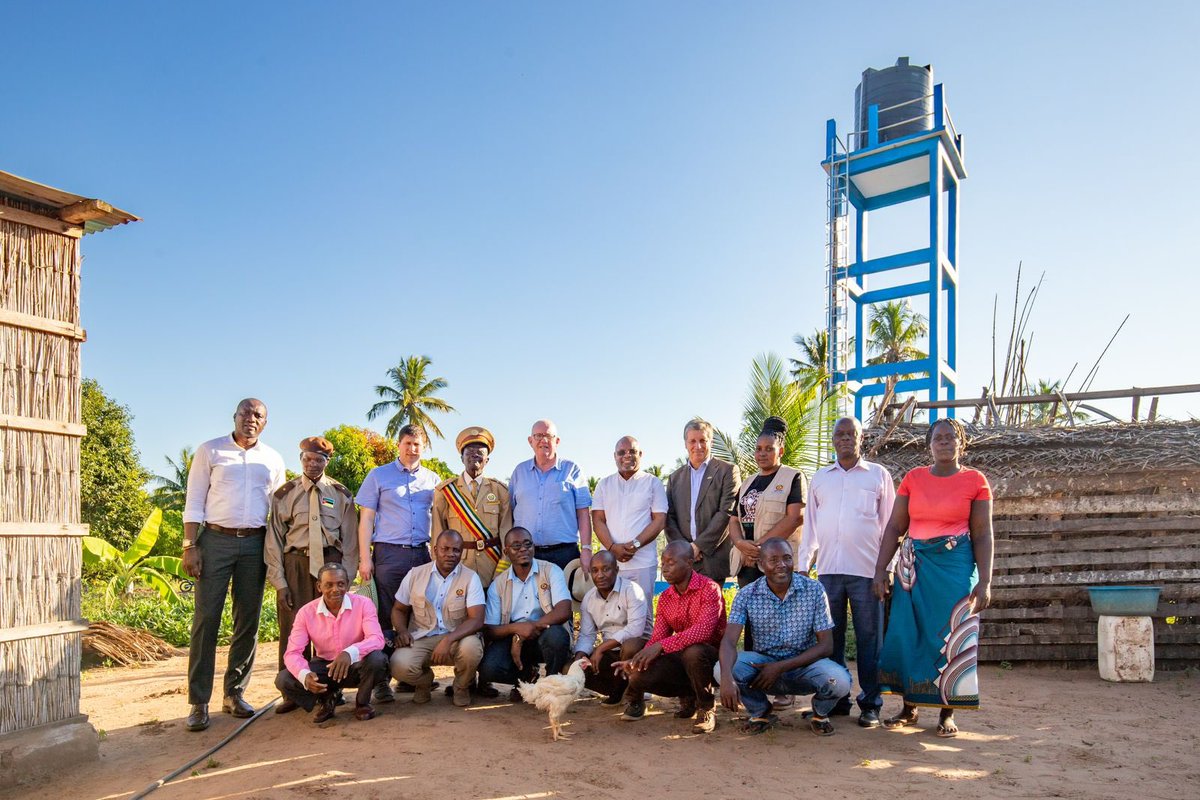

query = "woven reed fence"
[0, 209, 87, 736]
[868, 421, 1200, 669]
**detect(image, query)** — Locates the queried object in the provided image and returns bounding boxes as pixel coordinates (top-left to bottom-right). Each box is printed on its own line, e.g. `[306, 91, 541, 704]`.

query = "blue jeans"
[478, 625, 572, 685]
[819, 573, 884, 711]
[732, 651, 851, 720]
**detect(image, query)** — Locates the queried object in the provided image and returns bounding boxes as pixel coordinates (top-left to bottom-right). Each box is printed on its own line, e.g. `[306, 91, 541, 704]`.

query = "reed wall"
[0, 217, 86, 735]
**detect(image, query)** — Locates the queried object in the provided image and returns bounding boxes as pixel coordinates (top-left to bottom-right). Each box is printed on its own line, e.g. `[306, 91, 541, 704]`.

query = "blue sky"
[5, 1, 1198, 480]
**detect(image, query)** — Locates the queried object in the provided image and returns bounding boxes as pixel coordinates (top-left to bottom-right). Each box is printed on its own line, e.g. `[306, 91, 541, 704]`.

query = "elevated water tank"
[854, 57, 934, 149]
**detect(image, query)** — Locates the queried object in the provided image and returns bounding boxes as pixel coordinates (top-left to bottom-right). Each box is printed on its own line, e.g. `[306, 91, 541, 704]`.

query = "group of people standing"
[179, 398, 993, 740]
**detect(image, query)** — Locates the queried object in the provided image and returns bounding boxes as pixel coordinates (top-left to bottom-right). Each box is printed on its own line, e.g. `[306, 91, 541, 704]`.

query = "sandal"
[936, 716, 958, 738]
[883, 709, 919, 729]
[743, 716, 775, 735]
[809, 716, 836, 737]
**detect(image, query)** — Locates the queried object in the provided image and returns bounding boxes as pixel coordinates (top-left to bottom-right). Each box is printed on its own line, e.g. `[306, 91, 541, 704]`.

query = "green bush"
[83, 584, 279, 648]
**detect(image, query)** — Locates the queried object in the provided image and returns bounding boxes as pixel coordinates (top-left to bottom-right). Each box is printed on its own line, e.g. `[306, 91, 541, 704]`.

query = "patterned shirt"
[729, 573, 834, 660]
[648, 570, 727, 654]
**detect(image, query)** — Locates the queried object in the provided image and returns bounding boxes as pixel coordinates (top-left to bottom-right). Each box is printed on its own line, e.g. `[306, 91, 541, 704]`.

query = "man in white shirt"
[573, 549, 649, 704]
[182, 398, 287, 732]
[389, 530, 486, 707]
[591, 436, 668, 631]
[796, 417, 895, 728]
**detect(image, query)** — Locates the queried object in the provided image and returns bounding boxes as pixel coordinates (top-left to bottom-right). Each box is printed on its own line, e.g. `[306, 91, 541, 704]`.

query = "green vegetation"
[149, 446, 194, 511]
[367, 354, 455, 440]
[82, 379, 153, 550]
[81, 509, 187, 608]
[82, 586, 280, 647]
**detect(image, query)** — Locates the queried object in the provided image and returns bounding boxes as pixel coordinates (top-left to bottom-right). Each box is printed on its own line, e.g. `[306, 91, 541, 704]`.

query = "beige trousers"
[390, 633, 484, 691]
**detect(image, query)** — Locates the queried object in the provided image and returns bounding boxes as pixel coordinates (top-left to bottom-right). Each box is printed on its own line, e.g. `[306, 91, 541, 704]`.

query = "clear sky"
[5, 1, 1198, 480]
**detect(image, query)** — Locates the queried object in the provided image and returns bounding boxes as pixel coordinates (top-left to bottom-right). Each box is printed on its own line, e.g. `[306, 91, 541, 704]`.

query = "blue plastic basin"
[1087, 586, 1161, 616]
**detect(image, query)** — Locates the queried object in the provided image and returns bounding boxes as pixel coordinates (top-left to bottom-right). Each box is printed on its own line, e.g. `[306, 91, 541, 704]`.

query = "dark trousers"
[276, 547, 342, 670]
[372, 543, 430, 633]
[187, 531, 267, 704]
[534, 542, 579, 571]
[478, 625, 572, 685]
[696, 539, 733, 585]
[819, 573, 884, 712]
[274, 650, 389, 711]
[623, 643, 719, 710]
[580, 638, 646, 700]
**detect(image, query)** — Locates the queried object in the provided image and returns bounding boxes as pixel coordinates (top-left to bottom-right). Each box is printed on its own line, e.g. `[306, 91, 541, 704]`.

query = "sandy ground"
[6, 648, 1197, 800]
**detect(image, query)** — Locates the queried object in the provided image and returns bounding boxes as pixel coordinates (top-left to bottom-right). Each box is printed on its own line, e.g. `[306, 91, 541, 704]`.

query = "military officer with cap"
[265, 436, 359, 713]
[431, 426, 512, 590]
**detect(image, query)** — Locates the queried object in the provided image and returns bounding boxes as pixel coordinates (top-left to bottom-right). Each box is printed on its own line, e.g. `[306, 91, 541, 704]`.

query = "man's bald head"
[664, 540, 692, 561]
[759, 538, 791, 558]
[591, 549, 617, 568]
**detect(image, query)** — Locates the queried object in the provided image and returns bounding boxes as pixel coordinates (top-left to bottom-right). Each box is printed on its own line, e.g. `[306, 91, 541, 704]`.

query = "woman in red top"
[871, 417, 994, 738]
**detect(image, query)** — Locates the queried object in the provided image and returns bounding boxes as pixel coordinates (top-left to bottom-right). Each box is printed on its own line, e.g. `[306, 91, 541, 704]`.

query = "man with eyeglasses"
[591, 435, 666, 634]
[508, 419, 593, 571]
[478, 527, 573, 701]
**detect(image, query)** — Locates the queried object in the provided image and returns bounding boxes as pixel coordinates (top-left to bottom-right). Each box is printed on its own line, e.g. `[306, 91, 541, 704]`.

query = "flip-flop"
[883, 711, 920, 729]
[936, 721, 958, 738]
[809, 716, 836, 737]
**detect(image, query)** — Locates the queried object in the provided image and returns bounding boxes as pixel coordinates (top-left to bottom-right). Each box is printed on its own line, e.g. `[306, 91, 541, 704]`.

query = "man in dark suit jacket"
[665, 419, 741, 585]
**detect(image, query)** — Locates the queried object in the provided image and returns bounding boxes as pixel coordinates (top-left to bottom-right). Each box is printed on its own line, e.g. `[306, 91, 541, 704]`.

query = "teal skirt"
[878, 533, 980, 709]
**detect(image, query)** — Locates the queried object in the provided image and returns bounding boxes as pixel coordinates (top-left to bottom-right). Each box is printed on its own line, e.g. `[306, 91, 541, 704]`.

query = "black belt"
[376, 542, 428, 549]
[204, 524, 266, 537]
[289, 546, 342, 557]
[536, 542, 578, 550]
[472, 537, 502, 551]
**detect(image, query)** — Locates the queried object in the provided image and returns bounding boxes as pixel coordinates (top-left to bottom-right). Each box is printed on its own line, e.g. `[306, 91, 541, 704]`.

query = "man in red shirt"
[614, 540, 727, 733]
[275, 563, 388, 723]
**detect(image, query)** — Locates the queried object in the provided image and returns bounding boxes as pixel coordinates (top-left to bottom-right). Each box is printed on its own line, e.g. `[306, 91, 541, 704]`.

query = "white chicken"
[517, 658, 589, 741]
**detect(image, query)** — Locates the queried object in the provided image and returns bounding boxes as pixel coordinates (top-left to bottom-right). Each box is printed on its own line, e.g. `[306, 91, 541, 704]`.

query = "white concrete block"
[1097, 614, 1155, 683]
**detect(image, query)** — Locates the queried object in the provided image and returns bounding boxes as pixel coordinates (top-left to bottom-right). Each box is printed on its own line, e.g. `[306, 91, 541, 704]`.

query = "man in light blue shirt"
[508, 419, 593, 571]
[478, 527, 573, 700]
[355, 423, 439, 700]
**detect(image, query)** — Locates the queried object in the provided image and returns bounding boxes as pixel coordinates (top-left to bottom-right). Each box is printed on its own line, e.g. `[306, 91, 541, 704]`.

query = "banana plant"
[82, 508, 188, 608]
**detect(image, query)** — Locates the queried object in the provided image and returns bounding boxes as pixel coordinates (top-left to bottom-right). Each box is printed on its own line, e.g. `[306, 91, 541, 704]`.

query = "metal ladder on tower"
[824, 132, 852, 417]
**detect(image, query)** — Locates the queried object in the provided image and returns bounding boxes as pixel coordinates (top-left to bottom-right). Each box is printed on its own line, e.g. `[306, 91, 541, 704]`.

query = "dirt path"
[8, 649, 1196, 800]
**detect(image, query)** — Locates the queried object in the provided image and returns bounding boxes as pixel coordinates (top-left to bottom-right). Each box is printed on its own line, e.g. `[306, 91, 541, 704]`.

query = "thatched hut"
[868, 421, 1200, 670]
[0, 170, 137, 780]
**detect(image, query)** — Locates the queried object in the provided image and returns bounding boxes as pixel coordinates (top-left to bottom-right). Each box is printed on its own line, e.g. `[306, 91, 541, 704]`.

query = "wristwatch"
[580, 544, 593, 551]
[630, 539, 642, 550]
[182, 539, 196, 550]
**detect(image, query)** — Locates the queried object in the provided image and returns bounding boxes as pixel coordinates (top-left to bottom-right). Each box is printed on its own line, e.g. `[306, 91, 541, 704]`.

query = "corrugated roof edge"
[0, 169, 139, 234]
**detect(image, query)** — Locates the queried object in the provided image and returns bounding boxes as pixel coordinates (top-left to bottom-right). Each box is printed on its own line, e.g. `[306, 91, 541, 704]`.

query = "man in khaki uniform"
[265, 436, 359, 709]
[431, 426, 512, 589]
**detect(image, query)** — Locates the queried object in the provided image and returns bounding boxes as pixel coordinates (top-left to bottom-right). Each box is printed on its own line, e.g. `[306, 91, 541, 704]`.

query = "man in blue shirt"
[478, 527, 574, 701]
[508, 419, 593, 571]
[718, 538, 852, 736]
[355, 423, 439, 701]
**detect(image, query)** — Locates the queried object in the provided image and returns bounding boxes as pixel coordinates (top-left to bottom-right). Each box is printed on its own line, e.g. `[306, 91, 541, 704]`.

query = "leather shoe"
[313, 697, 336, 724]
[274, 698, 299, 715]
[372, 683, 395, 704]
[692, 708, 718, 734]
[620, 701, 645, 721]
[186, 703, 209, 731]
[353, 703, 376, 721]
[222, 693, 255, 718]
[858, 709, 882, 728]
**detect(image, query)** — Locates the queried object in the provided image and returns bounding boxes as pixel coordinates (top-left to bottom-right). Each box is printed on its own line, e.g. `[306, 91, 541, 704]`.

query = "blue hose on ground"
[128, 698, 278, 800]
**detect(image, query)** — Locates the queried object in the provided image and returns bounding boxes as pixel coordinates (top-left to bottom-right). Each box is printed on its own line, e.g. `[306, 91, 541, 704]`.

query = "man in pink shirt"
[275, 563, 388, 722]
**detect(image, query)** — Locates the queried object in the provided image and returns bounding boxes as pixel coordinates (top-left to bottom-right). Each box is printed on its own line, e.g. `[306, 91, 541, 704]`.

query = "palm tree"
[790, 330, 831, 393]
[150, 447, 193, 511]
[711, 352, 836, 478]
[367, 355, 456, 440]
[1027, 379, 1089, 426]
[867, 300, 929, 396]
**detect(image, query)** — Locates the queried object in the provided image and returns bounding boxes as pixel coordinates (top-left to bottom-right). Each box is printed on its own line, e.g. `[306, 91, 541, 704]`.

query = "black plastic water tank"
[854, 57, 934, 150]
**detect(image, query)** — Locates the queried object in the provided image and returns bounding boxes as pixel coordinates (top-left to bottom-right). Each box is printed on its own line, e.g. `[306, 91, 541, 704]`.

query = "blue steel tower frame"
[822, 83, 966, 422]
